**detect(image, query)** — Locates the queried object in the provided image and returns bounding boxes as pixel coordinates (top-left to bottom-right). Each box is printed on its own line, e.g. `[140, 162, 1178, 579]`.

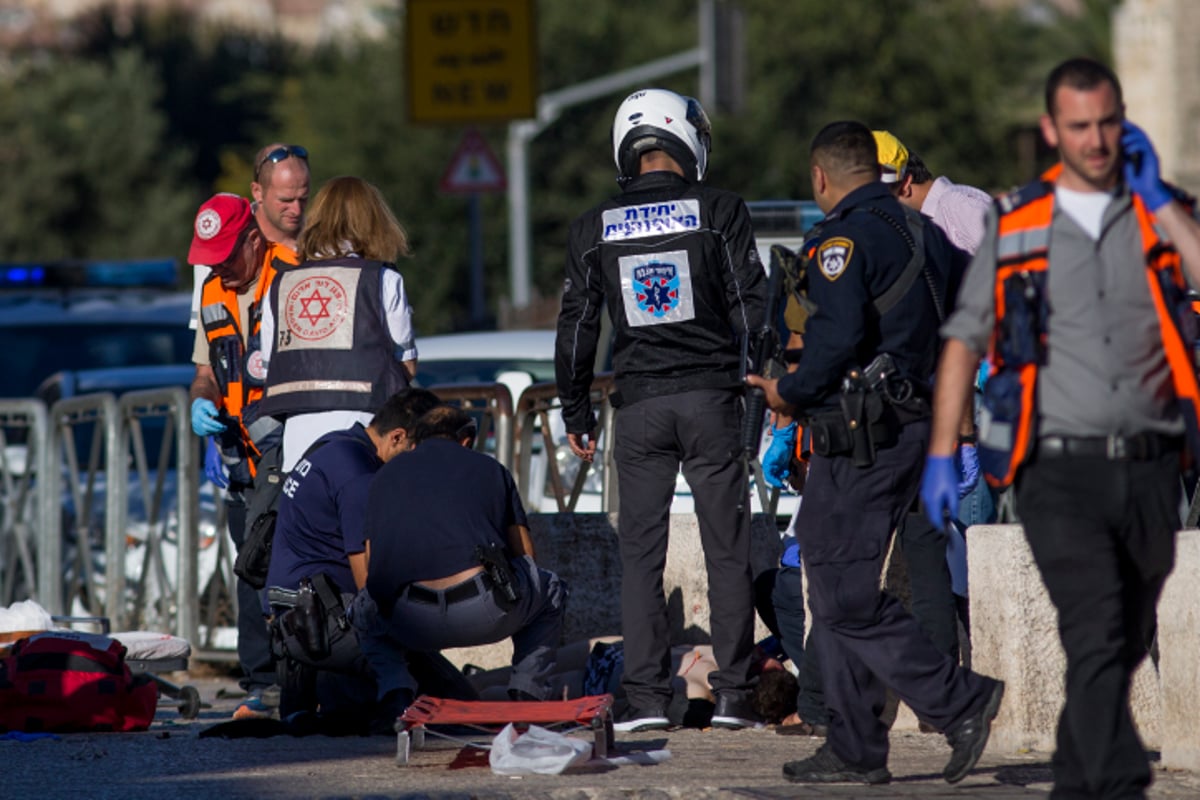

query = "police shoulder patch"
[817, 237, 854, 281]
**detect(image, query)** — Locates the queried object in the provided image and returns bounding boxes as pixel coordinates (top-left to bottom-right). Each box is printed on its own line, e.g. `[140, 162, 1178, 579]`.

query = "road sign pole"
[469, 192, 486, 326]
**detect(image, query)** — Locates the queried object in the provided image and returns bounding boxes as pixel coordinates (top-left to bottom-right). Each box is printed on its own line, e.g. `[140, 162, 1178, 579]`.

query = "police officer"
[350, 406, 567, 717]
[746, 121, 1003, 785]
[922, 58, 1200, 799]
[265, 387, 464, 727]
[555, 88, 767, 732]
[188, 193, 299, 719]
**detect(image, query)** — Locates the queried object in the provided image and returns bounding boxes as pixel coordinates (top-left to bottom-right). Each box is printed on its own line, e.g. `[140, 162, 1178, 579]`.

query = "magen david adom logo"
[284, 276, 349, 341]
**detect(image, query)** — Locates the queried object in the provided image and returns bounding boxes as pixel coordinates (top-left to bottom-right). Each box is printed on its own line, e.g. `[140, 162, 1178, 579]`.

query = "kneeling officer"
[746, 120, 1003, 786]
[351, 406, 568, 717]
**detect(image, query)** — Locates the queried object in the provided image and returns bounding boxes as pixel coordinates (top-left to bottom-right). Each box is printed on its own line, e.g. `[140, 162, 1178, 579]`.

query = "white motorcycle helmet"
[611, 88, 712, 186]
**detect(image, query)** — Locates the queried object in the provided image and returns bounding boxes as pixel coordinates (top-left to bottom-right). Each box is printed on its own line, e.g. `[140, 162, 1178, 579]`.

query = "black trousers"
[897, 510, 961, 661]
[796, 418, 997, 769]
[613, 388, 755, 712]
[769, 565, 828, 725]
[1016, 450, 1180, 800]
[227, 499, 276, 692]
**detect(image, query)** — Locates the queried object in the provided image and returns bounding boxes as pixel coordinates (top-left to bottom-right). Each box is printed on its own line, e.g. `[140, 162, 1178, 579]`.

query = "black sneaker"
[782, 743, 892, 785]
[943, 680, 1005, 783]
[612, 703, 670, 732]
[711, 692, 764, 730]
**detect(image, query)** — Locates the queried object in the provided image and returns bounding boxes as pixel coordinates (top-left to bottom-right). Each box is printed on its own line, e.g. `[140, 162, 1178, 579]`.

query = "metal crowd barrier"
[430, 382, 515, 469]
[0, 391, 201, 643]
[514, 374, 617, 513]
[0, 400, 48, 609]
[117, 387, 198, 644]
[42, 393, 123, 620]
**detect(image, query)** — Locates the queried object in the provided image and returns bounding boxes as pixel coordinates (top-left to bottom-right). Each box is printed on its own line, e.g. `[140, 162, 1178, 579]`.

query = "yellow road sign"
[406, 0, 537, 124]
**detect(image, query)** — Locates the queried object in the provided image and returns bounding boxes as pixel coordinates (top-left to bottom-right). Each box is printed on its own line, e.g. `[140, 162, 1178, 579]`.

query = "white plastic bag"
[0, 599, 53, 634]
[488, 722, 593, 775]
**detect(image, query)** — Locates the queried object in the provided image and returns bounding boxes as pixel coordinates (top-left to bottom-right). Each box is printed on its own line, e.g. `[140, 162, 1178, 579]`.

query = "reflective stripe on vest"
[983, 169, 1200, 487]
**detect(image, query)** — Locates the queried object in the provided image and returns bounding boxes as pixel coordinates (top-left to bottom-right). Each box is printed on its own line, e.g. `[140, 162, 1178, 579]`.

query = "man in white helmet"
[555, 88, 769, 732]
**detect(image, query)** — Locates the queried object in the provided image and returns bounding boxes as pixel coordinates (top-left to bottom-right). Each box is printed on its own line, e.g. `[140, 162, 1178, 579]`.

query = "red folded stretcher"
[393, 693, 615, 766]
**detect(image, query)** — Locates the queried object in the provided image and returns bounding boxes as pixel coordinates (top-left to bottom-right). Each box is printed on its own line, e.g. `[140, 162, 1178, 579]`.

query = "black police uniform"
[555, 170, 767, 716]
[777, 182, 998, 770]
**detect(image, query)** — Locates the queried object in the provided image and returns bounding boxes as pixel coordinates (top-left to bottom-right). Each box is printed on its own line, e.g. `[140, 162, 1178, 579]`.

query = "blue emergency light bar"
[0, 259, 179, 290]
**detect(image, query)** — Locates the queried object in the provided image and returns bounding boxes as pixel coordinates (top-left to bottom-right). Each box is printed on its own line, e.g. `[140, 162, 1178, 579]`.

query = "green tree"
[0, 50, 194, 260]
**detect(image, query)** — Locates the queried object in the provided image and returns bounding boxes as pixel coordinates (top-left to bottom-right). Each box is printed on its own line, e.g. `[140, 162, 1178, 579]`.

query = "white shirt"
[921, 176, 993, 255]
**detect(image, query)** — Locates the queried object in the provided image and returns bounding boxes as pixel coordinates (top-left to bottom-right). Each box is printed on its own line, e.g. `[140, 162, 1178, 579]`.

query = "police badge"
[817, 237, 854, 281]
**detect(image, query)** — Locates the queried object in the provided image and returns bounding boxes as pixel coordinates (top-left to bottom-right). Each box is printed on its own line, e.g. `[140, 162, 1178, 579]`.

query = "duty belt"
[403, 573, 495, 605]
[1036, 433, 1182, 461]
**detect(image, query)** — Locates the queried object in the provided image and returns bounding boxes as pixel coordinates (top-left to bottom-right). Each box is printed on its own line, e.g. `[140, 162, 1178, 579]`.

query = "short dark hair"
[369, 388, 440, 435]
[810, 121, 880, 181]
[751, 669, 799, 725]
[413, 405, 478, 445]
[1044, 57, 1123, 116]
[906, 152, 933, 185]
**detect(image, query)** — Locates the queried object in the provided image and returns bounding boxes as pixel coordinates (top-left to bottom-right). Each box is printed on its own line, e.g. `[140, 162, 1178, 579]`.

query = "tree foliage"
[0, 0, 1115, 329]
[0, 49, 194, 260]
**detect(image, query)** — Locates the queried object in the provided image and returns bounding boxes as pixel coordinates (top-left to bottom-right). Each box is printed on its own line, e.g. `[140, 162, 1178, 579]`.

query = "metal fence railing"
[0, 400, 48, 609]
[514, 375, 617, 513]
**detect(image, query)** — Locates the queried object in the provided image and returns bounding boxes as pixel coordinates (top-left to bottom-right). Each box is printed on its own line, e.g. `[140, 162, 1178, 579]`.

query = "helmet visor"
[684, 96, 712, 156]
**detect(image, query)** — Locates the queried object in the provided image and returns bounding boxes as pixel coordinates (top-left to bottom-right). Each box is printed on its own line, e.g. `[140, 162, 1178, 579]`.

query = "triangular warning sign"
[440, 129, 507, 194]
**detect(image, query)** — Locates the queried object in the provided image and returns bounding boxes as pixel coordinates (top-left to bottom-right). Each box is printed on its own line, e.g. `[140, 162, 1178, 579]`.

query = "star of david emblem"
[634, 262, 679, 317]
[298, 289, 333, 326]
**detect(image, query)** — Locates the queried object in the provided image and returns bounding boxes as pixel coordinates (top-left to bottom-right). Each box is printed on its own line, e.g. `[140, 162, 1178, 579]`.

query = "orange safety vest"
[979, 166, 1200, 488]
[199, 243, 297, 461]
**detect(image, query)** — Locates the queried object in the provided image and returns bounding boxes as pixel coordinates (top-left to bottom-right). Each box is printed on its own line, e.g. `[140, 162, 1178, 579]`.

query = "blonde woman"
[259, 176, 418, 471]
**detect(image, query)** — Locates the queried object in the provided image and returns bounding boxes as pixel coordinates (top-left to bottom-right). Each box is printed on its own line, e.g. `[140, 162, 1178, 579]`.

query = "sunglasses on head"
[254, 145, 308, 179]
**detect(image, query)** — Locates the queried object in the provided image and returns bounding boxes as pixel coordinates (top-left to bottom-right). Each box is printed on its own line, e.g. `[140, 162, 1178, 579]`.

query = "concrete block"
[1159, 528, 1200, 771]
[443, 513, 783, 671]
[968, 524, 1161, 754]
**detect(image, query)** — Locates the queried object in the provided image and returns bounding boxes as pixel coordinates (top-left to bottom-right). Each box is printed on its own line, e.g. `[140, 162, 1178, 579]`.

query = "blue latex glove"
[780, 536, 801, 568]
[761, 421, 798, 489]
[1122, 121, 1172, 211]
[956, 443, 980, 498]
[190, 398, 227, 436]
[204, 437, 228, 489]
[921, 455, 959, 529]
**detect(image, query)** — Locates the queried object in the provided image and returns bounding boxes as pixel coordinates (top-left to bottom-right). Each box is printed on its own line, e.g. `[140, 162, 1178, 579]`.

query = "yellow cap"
[873, 130, 909, 183]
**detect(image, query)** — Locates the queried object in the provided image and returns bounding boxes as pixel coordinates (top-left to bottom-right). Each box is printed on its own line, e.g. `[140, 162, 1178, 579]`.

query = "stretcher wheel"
[178, 685, 202, 719]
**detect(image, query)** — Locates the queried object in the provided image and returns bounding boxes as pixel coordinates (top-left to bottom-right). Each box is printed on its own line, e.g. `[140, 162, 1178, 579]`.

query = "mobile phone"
[1121, 122, 1143, 173]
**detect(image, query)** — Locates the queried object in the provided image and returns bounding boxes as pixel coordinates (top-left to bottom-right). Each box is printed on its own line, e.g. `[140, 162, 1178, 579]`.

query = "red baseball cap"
[188, 193, 252, 265]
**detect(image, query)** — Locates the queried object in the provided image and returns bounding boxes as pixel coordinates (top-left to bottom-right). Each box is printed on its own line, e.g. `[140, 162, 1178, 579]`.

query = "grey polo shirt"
[942, 186, 1185, 438]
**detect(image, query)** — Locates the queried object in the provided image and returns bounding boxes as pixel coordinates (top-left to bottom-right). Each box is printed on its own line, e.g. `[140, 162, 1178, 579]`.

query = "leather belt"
[404, 573, 494, 605]
[1037, 433, 1182, 461]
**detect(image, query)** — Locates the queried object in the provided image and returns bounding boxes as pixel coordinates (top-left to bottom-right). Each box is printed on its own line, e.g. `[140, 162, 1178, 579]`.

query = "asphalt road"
[4, 674, 1199, 800]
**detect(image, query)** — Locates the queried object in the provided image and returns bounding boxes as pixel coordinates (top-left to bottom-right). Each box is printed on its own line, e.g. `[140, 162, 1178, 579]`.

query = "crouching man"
[265, 388, 474, 729]
[351, 405, 568, 716]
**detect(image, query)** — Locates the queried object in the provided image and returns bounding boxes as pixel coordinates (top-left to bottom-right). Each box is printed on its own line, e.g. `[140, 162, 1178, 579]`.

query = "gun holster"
[807, 370, 898, 468]
[476, 543, 520, 610]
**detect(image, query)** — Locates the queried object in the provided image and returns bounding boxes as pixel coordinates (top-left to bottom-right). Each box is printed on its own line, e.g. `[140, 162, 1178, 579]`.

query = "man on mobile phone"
[922, 57, 1200, 799]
